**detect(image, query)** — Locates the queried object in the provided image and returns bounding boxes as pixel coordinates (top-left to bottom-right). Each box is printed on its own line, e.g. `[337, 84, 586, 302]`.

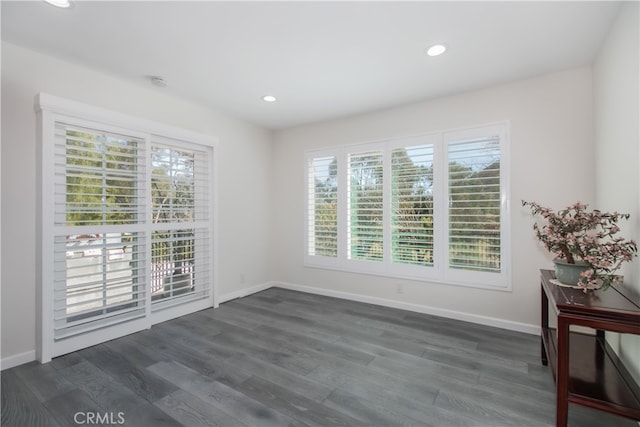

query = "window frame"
[304, 122, 511, 291]
[37, 93, 218, 362]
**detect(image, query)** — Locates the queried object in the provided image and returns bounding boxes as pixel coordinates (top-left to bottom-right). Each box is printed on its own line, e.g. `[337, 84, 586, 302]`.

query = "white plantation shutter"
[150, 228, 211, 310]
[447, 135, 501, 272]
[304, 123, 508, 289]
[55, 123, 146, 226]
[306, 155, 338, 257]
[150, 140, 212, 310]
[53, 233, 147, 339]
[348, 151, 384, 261]
[391, 145, 435, 266]
[151, 144, 210, 224]
[39, 94, 216, 362]
[53, 123, 148, 339]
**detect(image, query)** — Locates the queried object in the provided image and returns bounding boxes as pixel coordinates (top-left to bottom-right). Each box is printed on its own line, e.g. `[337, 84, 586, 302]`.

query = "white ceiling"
[2, 1, 621, 130]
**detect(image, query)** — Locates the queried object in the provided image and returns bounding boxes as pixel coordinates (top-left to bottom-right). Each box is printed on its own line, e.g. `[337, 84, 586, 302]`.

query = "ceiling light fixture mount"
[44, 0, 71, 8]
[262, 95, 277, 103]
[426, 44, 447, 57]
[150, 76, 168, 88]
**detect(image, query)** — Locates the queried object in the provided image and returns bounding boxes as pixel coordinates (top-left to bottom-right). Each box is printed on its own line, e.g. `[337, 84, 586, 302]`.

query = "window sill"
[303, 257, 511, 292]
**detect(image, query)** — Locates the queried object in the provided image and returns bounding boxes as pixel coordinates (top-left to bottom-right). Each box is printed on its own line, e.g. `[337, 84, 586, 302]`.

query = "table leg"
[541, 283, 549, 366]
[556, 315, 570, 427]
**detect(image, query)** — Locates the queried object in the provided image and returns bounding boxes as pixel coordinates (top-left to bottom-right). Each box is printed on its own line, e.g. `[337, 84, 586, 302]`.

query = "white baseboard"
[1, 350, 36, 371]
[216, 281, 275, 305]
[274, 281, 540, 336]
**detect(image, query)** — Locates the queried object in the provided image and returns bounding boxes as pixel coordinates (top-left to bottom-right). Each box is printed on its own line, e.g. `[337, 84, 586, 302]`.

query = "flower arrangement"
[522, 200, 637, 291]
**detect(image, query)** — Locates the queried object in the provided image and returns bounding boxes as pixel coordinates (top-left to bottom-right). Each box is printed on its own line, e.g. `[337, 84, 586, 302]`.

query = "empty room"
[1, 1, 639, 426]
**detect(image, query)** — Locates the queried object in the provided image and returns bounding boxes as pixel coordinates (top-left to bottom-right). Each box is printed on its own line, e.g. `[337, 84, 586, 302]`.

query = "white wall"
[593, 2, 640, 383]
[0, 42, 273, 365]
[272, 67, 595, 332]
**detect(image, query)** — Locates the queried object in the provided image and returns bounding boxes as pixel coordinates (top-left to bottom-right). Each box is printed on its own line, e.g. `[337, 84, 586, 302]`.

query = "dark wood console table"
[540, 269, 640, 426]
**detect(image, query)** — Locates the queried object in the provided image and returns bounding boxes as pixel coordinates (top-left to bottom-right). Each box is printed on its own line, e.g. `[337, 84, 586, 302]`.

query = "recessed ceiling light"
[44, 0, 71, 8]
[262, 95, 277, 103]
[426, 44, 447, 57]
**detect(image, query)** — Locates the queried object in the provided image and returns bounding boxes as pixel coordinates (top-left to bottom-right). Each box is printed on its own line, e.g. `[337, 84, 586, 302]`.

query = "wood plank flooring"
[2, 287, 637, 426]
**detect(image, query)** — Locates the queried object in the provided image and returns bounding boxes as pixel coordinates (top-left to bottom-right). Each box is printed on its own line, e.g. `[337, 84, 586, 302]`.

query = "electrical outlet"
[240, 274, 246, 284]
[396, 283, 404, 294]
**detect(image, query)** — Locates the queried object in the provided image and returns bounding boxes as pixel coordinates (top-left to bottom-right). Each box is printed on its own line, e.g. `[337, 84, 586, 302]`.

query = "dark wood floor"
[2, 287, 636, 426]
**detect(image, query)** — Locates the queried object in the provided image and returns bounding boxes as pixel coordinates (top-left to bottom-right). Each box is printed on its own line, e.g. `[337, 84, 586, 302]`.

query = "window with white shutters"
[306, 155, 338, 257]
[391, 144, 434, 267]
[150, 142, 211, 310]
[305, 123, 509, 290]
[348, 151, 384, 261]
[447, 135, 501, 273]
[53, 124, 147, 339]
[38, 93, 216, 362]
